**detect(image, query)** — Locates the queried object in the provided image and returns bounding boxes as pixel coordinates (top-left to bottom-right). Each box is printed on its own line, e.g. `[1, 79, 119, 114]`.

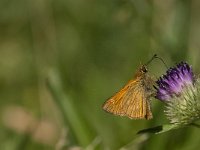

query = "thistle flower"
[155, 62, 200, 126]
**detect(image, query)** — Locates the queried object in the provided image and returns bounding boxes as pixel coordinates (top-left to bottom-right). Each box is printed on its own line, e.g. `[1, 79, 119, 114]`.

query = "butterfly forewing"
[103, 78, 153, 119]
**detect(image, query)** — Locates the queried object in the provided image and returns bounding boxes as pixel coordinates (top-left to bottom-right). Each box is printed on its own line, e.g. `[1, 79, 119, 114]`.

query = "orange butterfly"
[102, 55, 158, 120]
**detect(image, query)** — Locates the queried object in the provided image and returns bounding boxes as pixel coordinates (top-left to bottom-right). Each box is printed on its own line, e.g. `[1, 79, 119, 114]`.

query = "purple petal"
[155, 62, 194, 101]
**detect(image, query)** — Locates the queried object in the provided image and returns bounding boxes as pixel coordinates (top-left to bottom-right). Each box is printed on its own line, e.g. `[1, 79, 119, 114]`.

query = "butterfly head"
[134, 65, 148, 78]
[140, 65, 148, 73]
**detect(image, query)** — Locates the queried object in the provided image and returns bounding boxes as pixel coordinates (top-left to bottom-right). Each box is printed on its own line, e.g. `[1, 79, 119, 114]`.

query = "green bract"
[165, 79, 200, 126]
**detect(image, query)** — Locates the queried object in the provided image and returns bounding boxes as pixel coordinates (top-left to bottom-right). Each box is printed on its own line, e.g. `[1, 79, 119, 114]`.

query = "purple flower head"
[155, 62, 194, 101]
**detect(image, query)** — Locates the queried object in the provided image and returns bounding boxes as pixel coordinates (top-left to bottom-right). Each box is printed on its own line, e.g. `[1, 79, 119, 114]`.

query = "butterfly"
[102, 55, 159, 120]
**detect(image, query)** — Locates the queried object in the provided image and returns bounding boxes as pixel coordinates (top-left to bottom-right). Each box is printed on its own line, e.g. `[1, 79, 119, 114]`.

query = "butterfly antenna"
[145, 54, 168, 69]
[145, 54, 158, 66]
[154, 55, 168, 69]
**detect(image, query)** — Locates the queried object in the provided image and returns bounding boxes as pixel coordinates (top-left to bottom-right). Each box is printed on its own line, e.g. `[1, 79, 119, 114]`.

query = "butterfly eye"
[143, 68, 147, 73]
[141, 66, 148, 73]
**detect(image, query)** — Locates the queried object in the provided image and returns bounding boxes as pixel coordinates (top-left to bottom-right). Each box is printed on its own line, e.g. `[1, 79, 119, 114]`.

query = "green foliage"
[0, 0, 200, 150]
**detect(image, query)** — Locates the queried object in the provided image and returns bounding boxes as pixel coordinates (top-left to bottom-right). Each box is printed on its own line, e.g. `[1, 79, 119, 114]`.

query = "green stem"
[46, 70, 93, 147]
[190, 123, 200, 128]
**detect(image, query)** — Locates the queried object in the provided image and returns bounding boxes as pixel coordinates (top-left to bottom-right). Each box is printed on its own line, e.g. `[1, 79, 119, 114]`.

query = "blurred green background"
[1, 0, 200, 150]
